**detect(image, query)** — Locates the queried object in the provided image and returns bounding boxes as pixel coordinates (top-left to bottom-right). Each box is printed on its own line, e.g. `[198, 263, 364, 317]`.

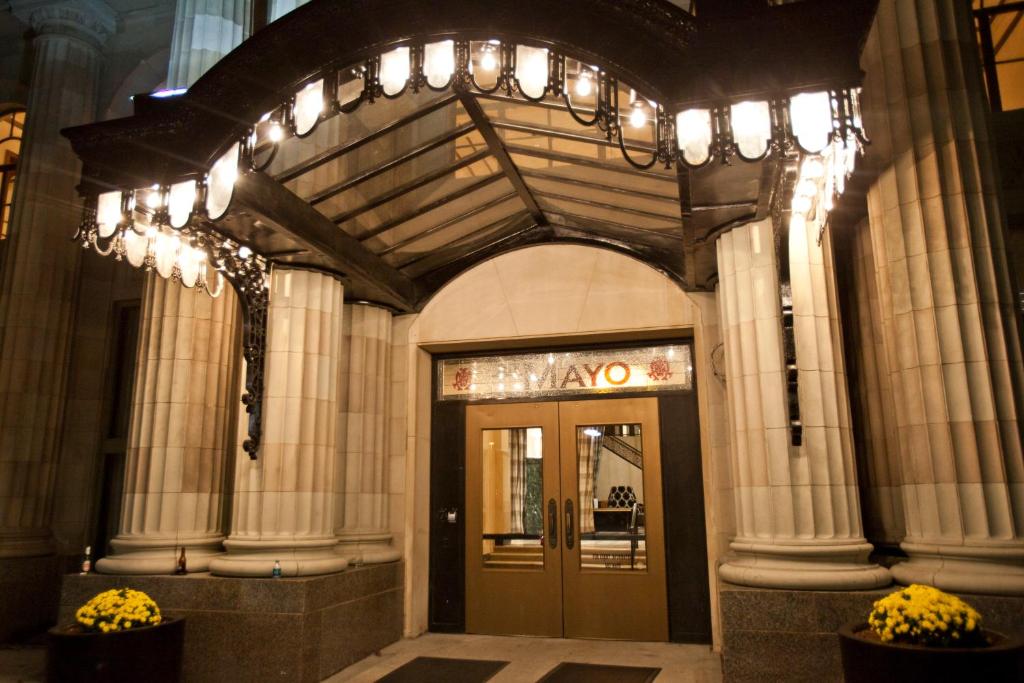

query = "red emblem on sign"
[647, 357, 673, 381]
[452, 367, 472, 391]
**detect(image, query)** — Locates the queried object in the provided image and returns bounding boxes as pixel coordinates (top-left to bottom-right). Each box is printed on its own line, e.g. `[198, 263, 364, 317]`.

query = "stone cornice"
[10, 0, 117, 47]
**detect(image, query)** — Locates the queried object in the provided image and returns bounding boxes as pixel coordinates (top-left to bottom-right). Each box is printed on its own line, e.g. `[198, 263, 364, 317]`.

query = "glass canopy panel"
[362, 177, 518, 254]
[342, 155, 504, 239]
[379, 193, 524, 267]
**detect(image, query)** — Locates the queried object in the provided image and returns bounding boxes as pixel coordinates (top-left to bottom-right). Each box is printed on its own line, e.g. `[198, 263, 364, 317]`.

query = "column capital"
[11, 0, 116, 47]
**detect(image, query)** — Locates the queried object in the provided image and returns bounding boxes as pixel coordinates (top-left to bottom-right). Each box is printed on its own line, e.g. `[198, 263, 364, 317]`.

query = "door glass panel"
[481, 427, 544, 569]
[577, 424, 646, 572]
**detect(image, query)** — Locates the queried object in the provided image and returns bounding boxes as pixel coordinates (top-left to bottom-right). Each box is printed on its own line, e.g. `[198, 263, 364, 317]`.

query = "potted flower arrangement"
[46, 588, 184, 682]
[839, 584, 1024, 682]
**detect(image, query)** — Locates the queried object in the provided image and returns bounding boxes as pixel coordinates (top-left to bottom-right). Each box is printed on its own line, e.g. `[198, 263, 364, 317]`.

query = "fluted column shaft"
[98, 0, 249, 574]
[335, 304, 401, 564]
[844, 221, 905, 547]
[166, 0, 251, 90]
[717, 219, 889, 589]
[210, 269, 348, 577]
[0, 0, 114, 559]
[96, 278, 238, 574]
[862, 0, 1024, 594]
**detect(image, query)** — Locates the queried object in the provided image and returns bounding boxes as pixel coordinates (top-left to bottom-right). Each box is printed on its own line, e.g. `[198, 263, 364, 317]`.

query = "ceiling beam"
[534, 189, 682, 223]
[545, 210, 683, 241]
[275, 94, 459, 183]
[504, 144, 677, 183]
[331, 148, 492, 225]
[307, 121, 476, 206]
[357, 171, 505, 241]
[233, 171, 420, 311]
[490, 120, 658, 155]
[456, 92, 547, 226]
[520, 169, 680, 205]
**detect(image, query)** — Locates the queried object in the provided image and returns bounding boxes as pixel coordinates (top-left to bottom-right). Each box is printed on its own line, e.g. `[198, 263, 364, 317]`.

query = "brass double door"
[465, 397, 668, 641]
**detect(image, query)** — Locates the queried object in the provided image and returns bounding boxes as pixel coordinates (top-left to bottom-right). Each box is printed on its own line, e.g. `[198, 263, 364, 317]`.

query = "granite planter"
[838, 622, 1024, 682]
[46, 617, 185, 682]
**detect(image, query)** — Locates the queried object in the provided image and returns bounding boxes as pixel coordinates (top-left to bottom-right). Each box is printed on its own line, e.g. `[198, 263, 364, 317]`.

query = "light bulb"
[629, 102, 648, 129]
[379, 47, 410, 96]
[480, 47, 497, 72]
[238, 245, 252, 259]
[575, 70, 594, 98]
[515, 45, 548, 99]
[675, 108, 712, 166]
[801, 158, 825, 179]
[144, 185, 163, 209]
[424, 40, 455, 88]
[268, 123, 284, 142]
[796, 179, 817, 198]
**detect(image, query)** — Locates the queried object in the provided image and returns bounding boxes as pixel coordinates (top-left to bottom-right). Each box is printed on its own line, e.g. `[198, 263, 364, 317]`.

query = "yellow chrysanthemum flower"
[74, 588, 162, 633]
[868, 584, 983, 647]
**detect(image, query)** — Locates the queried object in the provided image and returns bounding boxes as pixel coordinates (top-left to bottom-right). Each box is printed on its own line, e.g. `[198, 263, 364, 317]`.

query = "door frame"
[428, 340, 711, 643]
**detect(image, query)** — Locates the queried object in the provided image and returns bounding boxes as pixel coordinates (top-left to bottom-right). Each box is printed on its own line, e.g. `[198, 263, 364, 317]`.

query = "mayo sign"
[438, 344, 692, 401]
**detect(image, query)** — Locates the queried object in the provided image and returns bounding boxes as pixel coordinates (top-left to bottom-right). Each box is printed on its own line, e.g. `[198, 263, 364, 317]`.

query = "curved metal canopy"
[60, 0, 878, 458]
[63, 0, 878, 311]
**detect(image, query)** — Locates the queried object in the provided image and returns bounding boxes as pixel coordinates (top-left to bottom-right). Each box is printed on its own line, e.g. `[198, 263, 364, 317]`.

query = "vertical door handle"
[564, 499, 575, 550]
[547, 498, 558, 549]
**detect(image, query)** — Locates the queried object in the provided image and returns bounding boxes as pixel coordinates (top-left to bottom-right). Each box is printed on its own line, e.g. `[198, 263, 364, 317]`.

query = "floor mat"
[375, 656, 509, 682]
[535, 661, 661, 683]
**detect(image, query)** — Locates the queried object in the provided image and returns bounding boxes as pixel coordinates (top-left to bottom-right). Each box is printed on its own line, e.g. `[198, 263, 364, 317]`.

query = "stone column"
[861, 0, 1024, 594]
[0, 0, 114, 560]
[96, 278, 239, 573]
[97, 0, 249, 574]
[844, 221, 905, 548]
[166, 0, 251, 90]
[335, 304, 401, 564]
[716, 218, 890, 589]
[210, 269, 348, 577]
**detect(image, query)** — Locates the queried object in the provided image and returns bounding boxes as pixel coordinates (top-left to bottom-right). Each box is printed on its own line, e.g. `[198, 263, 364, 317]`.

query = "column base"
[336, 530, 401, 565]
[720, 539, 891, 590]
[209, 537, 349, 577]
[96, 534, 224, 575]
[892, 541, 1024, 596]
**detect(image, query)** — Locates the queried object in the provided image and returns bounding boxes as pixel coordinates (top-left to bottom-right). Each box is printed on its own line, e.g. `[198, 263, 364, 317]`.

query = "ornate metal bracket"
[209, 241, 270, 459]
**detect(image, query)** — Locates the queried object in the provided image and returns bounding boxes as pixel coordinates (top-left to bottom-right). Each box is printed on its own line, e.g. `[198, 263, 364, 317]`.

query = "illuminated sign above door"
[438, 344, 692, 401]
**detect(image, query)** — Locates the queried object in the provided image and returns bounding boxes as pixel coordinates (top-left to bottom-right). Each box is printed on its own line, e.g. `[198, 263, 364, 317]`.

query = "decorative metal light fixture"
[76, 38, 869, 459]
[76, 140, 270, 457]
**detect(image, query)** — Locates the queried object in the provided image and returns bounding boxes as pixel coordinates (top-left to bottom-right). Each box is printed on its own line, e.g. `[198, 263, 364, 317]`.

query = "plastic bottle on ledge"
[272, 560, 282, 578]
[80, 546, 91, 575]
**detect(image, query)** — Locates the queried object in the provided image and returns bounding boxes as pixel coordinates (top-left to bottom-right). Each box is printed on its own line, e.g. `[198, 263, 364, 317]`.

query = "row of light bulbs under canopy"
[83, 38, 866, 297]
[245, 40, 865, 170]
[86, 141, 252, 295]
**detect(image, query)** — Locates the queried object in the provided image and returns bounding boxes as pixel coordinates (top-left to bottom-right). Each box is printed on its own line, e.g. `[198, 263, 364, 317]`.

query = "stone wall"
[58, 562, 403, 682]
[720, 583, 1024, 682]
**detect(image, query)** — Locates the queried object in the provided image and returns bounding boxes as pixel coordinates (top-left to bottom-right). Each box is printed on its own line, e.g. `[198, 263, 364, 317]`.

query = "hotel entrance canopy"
[62, 0, 877, 454]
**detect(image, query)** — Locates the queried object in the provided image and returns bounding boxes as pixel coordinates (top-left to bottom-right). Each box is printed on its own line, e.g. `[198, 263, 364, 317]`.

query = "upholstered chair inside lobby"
[0, 0, 1023, 681]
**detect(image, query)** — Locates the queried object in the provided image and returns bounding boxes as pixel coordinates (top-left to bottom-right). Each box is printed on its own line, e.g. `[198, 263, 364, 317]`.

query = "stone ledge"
[58, 562, 404, 682]
[720, 582, 1024, 683]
